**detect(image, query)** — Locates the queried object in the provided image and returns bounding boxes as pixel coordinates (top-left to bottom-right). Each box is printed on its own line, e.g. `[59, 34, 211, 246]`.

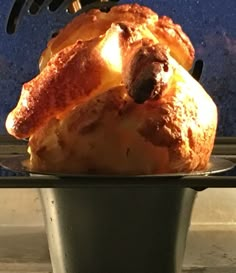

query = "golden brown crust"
[6, 24, 145, 139]
[28, 64, 217, 174]
[6, 37, 105, 138]
[40, 3, 194, 71]
[154, 16, 195, 70]
[6, 19, 185, 139]
[6, 3, 217, 175]
[6, 4, 196, 139]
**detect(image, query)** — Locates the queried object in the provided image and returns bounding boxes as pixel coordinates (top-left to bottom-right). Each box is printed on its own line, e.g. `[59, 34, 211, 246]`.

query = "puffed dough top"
[40, 3, 195, 71]
[5, 4, 217, 174]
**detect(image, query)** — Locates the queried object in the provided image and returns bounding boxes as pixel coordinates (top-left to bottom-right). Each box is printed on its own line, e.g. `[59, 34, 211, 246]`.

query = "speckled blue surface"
[0, 0, 235, 136]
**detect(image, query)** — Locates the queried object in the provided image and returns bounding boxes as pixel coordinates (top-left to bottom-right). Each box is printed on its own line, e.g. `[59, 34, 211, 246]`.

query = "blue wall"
[0, 0, 235, 135]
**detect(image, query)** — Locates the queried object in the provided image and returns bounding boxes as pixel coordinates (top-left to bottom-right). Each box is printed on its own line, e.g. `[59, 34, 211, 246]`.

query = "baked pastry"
[6, 4, 217, 174]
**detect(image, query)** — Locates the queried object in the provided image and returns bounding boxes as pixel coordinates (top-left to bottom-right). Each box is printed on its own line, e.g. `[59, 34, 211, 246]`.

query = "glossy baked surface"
[0, 0, 235, 135]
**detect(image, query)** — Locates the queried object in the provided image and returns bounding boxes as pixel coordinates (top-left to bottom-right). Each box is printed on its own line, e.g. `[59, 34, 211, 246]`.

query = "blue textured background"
[0, 0, 235, 136]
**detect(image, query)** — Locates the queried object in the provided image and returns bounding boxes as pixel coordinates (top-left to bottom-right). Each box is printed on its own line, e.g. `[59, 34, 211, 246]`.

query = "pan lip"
[0, 155, 234, 179]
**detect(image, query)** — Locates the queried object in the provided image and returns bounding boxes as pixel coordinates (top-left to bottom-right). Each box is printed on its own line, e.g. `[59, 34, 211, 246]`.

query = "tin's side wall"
[1, 188, 236, 228]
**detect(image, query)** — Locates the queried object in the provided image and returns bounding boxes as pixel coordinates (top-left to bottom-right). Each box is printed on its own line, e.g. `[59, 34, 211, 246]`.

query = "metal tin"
[40, 186, 196, 273]
[0, 155, 235, 178]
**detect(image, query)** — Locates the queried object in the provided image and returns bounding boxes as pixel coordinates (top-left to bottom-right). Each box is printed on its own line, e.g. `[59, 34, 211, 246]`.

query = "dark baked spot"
[126, 147, 130, 157]
[36, 145, 47, 157]
[138, 117, 181, 147]
[117, 23, 133, 40]
[79, 121, 100, 135]
[131, 78, 156, 104]
[126, 44, 171, 104]
[188, 128, 195, 148]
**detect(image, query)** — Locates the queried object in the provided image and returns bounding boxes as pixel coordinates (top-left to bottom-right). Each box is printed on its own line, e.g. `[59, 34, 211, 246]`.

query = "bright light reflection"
[100, 29, 122, 73]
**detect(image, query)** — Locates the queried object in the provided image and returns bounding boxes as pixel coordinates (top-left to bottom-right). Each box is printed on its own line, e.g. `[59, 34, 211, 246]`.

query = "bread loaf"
[6, 4, 217, 174]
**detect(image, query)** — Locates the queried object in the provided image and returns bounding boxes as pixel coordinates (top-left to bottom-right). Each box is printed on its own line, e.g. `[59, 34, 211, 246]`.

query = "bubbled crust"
[6, 23, 150, 139]
[6, 4, 195, 139]
[6, 3, 218, 175]
[6, 39, 104, 139]
[40, 3, 194, 71]
[28, 62, 217, 174]
[154, 16, 195, 70]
